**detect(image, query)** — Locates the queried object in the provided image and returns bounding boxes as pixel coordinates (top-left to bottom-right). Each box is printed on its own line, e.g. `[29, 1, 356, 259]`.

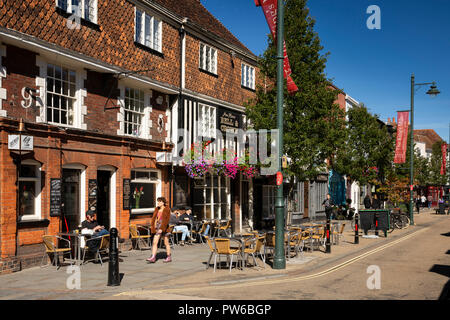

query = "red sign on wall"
[394, 111, 409, 164]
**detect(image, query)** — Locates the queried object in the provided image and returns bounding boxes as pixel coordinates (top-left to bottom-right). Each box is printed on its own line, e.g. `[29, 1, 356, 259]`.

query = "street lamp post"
[273, 0, 286, 269]
[409, 74, 440, 225]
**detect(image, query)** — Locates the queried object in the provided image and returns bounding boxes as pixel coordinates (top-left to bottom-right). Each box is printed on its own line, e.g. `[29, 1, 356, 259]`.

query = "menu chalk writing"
[50, 178, 61, 217]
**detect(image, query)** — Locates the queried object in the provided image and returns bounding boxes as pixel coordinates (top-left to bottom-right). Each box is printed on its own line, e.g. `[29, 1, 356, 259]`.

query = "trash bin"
[359, 209, 390, 237]
[438, 202, 446, 214]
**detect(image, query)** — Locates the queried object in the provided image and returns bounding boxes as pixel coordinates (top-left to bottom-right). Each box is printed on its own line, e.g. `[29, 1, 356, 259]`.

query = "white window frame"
[262, 185, 276, 219]
[18, 160, 42, 221]
[193, 174, 229, 220]
[134, 8, 163, 53]
[199, 43, 217, 74]
[241, 63, 255, 90]
[123, 87, 146, 137]
[45, 63, 80, 128]
[130, 169, 161, 214]
[198, 103, 216, 139]
[56, 0, 98, 24]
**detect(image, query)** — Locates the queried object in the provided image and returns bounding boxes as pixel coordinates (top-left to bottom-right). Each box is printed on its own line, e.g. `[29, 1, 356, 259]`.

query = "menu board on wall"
[123, 178, 131, 210]
[88, 179, 97, 212]
[50, 178, 62, 217]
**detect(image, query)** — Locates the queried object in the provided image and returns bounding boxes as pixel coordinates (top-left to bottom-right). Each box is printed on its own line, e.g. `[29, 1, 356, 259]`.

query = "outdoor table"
[228, 235, 252, 269]
[58, 232, 91, 265]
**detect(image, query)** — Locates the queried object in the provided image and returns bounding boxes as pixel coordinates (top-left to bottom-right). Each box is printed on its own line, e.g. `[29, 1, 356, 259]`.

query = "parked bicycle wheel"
[400, 215, 410, 228]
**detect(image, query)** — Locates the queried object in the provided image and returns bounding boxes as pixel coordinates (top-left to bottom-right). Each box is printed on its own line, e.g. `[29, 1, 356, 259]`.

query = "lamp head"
[18, 118, 26, 132]
[426, 82, 440, 97]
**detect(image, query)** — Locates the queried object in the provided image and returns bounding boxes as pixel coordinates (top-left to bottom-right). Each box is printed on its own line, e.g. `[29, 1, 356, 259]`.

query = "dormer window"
[135, 8, 163, 53]
[56, 0, 98, 24]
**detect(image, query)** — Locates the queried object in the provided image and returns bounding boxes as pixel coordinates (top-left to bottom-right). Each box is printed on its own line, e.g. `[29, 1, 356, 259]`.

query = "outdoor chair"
[297, 230, 312, 258]
[254, 235, 266, 268]
[285, 230, 301, 260]
[213, 238, 242, 272]
[40, 235, 73, 269]
[332, 223, 346, 245]
[129, 224, 151, 250]
[192, 221, 209, 244]
[264, 232, 275, 260]
[204, 236, 217, 270]
[242, 237, 258, 268]
[82, 234, 110, 266]
[216, 219, 232, 237]
[311, 227, 326, 251]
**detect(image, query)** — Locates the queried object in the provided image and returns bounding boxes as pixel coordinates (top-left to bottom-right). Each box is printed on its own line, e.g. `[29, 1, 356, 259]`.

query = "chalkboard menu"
[123, 178, 131, 210]
[88, 179, 97, 212]
[50, 178, 62, 217]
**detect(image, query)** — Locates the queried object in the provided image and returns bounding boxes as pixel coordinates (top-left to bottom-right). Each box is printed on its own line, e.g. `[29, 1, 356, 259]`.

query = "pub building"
[0, 0, 259, 273]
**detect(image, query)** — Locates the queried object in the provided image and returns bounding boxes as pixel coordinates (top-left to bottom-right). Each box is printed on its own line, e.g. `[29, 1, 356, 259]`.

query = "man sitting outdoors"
[81, 210, 109, 253]
[171, 207, 191, 246]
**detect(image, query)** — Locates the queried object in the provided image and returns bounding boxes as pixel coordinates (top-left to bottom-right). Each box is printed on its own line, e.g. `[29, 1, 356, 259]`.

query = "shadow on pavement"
[441, 232, 450, 237]
[429, 264, 450, 300]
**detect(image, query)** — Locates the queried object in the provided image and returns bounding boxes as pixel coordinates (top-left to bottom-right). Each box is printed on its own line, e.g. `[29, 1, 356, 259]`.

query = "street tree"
[245, 0, 347, 186]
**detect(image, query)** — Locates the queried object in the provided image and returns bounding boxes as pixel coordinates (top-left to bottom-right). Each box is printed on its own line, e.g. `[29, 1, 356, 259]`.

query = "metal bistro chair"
[204, 236, 217, 270]
[129, 224, 151, 250]
[192, 221, 209, 244]
[310, 227, 326, 251]
[217, 219, 232, 237]
[41, 235, 73, 269]
[82, 234, 110, 266]
[332, 223, 346, 245]
[213, 238, 242, 272]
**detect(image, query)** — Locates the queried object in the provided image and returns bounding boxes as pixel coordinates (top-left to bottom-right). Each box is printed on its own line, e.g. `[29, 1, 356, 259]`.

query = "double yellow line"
[117, 227, 428, 296]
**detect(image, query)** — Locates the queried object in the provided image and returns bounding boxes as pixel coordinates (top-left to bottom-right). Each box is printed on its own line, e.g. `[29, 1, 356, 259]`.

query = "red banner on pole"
[255, 0, 299, 95]
[441, 143, 447, 175]
[394, 111, 409, 164]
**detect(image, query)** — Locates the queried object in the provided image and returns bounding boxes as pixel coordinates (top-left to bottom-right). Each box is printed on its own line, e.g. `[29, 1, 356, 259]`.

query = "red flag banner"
[255, 0, 299, 95]
[441, 143, 447, 175]
[394, 111, 409, 164]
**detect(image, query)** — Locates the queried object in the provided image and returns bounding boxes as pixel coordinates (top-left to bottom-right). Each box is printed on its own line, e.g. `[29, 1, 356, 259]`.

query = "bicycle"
[387, 211, 410, 233]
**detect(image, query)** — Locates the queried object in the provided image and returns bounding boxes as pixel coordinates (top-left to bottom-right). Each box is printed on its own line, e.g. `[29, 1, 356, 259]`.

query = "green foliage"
[428, 140, 449, 185]
[245, 0, 347, 182]
[334, 103, 394, 185]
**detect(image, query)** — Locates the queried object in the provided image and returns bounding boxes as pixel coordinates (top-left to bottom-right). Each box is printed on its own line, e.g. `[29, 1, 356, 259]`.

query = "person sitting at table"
[181, 207, 211, 238]
[81, 210, 109, 253]
[171, 209, 191, 246]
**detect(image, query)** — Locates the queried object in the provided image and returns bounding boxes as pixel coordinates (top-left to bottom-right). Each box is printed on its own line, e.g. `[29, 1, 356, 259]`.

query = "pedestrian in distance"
[147, 197, 172, 263]
[416, 196, 421, 214]
[363, 194, 372, 209]
[371, 194, 381, 209]
[421, 195, 426, 208]
[427, 194, 432, 209]
[322, 194, 334, 219]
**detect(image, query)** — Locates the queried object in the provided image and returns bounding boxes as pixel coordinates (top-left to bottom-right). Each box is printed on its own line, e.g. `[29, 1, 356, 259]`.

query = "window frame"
[197, 103, 216, 139]
[241, 62, 255, 90]
[45, 63, 78, 128]
[134, 7, 163, 53]
[123, 87, 146, 138]
[18, 160, 42, 221]
[199, 43, 218, 75]
[56, 0, 98, 24]
[130, 168, 161, 214]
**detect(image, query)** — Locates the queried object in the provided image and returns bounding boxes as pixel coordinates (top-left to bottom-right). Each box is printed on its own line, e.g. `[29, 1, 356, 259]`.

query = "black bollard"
[374, 214, 379, 237]
[325, 216, 331, 253]
[354, 213, 359, 244]
[107, 227, 120, 286]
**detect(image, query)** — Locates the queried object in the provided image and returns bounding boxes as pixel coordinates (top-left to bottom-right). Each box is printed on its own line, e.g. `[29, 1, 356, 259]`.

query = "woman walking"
[147, 197, 172, 263]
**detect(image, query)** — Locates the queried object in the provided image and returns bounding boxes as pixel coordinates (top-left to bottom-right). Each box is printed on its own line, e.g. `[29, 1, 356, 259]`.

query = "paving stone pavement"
[0, 208, 446, 300]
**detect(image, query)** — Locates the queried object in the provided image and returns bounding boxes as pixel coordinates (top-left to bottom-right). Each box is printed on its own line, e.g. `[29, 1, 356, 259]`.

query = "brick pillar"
[0, 130, 18, 258]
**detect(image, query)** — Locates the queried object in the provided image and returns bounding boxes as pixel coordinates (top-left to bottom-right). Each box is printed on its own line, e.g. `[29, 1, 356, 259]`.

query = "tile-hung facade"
[0, 0, 258, 273]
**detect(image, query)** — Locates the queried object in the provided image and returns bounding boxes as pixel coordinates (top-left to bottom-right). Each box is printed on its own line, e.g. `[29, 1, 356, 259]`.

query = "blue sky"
[201, 0, 450, 142]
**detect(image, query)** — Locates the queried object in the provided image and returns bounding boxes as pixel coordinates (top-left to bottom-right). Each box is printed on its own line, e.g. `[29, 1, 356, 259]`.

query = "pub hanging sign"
[217, 109, 241, 135]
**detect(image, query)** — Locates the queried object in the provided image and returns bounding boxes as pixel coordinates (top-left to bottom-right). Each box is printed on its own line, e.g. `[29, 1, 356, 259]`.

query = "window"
[198, 103, 216, 138]
[124, 88, 145, 137]
[130, 169, 160, 212]
[193, 174, 228, 220]
[18, 162, 42, 221]
[241, 63, 255, 90]
[135, 9, 162, 52]
[199, 43, 217, 74]
[46, 64, 76, 126]
[262, 185, 276, 219]
[56, 0, 98, 24]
